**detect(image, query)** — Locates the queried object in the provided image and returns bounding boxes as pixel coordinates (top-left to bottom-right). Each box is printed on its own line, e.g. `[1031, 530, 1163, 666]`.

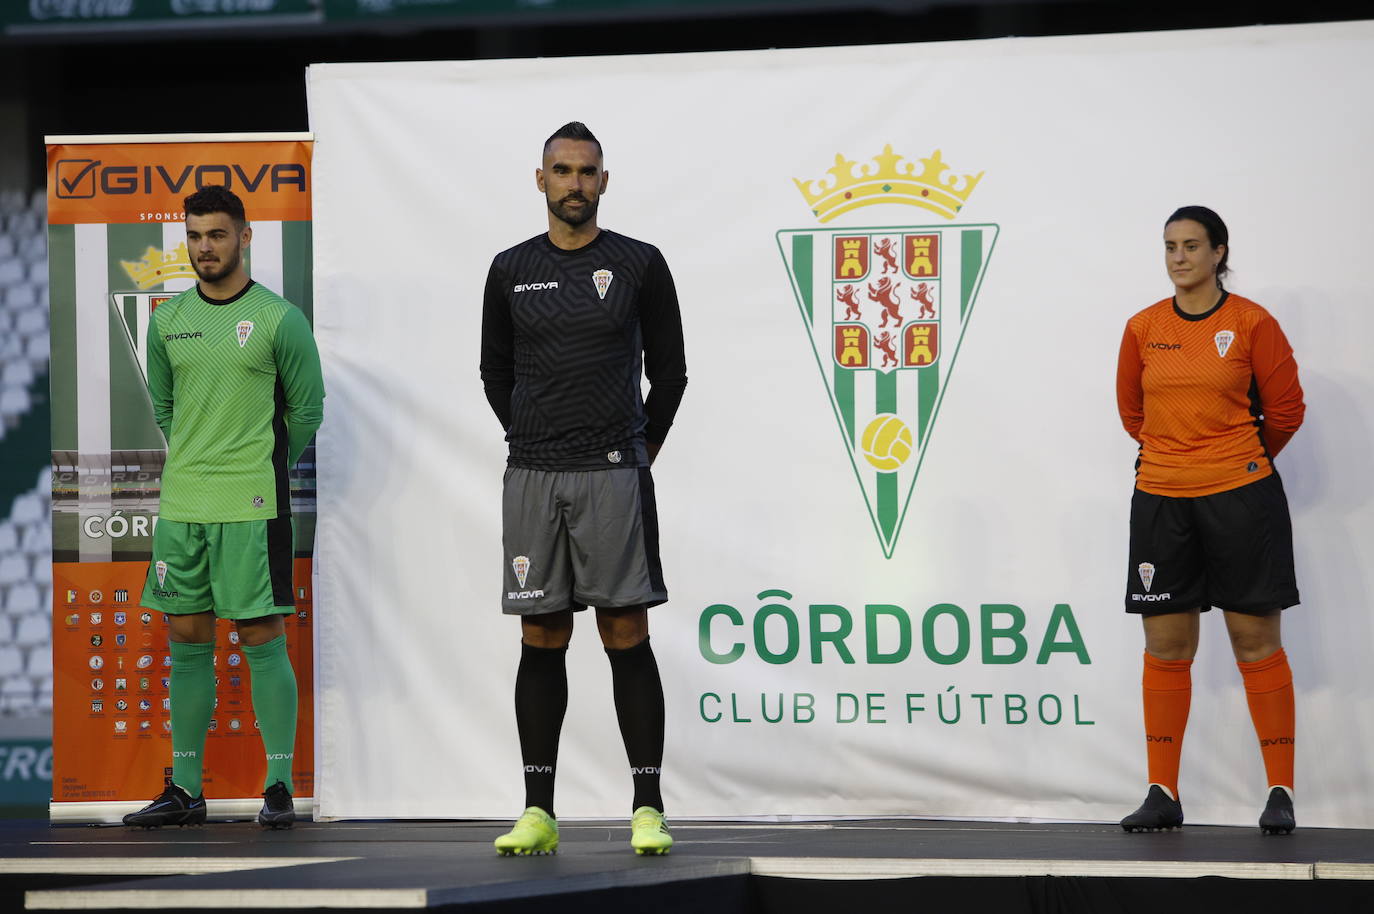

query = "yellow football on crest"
[860, 414, 913, 472]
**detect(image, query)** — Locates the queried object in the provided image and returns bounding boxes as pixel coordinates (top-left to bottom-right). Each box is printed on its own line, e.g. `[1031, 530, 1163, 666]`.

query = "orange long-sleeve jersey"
[1117, 292, 1304, 497]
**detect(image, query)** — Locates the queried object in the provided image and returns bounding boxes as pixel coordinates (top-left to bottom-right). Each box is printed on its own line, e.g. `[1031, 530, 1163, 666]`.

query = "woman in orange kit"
[1116, 206, 1304, 834]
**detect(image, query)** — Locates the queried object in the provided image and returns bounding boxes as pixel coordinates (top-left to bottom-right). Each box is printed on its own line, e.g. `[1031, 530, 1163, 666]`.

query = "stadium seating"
[0, 187, 52, 718]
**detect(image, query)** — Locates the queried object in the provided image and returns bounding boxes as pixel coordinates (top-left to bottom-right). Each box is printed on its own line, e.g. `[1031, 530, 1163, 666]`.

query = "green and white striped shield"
[777, 223, 998, 558]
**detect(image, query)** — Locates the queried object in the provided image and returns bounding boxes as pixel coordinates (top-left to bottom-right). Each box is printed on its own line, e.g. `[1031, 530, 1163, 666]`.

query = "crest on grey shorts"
[512, 555, 531, 589]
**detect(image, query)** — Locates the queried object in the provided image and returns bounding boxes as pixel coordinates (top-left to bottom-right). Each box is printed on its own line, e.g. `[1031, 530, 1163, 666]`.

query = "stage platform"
[4, 816, 1374, 913]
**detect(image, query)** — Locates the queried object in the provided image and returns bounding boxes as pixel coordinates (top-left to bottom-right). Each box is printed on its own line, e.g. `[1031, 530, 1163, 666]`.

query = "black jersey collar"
[197, 279, 256, 306]
[541, 230, 607, 256]
[1172, 289, 1229, 322]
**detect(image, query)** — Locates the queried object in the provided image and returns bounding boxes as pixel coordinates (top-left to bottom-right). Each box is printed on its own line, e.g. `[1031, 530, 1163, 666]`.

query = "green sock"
[242, 634, 298, 793]
[169, 639, 215, 796]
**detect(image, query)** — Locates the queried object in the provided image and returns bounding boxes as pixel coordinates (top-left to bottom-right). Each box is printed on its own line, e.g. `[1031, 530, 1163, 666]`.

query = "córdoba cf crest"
[592, 269, 613, 301]
[780, 143, 997, 557]
[512, 555, 531, 589]
[777, 222, 998, 558]
[1214, 330, 1234, 358]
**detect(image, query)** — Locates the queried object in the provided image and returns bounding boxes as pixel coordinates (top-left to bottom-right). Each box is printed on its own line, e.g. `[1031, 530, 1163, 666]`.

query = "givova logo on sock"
[509, 555, 545, 600]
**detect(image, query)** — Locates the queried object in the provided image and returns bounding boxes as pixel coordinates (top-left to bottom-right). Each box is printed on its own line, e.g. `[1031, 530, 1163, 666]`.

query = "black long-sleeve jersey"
[480, 229, 688, 470]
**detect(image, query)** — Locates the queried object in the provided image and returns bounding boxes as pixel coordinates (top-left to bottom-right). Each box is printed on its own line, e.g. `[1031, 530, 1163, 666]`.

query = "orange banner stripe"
[47, 141, 312, 225]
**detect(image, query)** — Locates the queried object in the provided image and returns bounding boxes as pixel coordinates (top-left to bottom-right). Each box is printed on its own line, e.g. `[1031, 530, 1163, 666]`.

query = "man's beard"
[547, 193, 598, 227]
[193, 246, 240, 283]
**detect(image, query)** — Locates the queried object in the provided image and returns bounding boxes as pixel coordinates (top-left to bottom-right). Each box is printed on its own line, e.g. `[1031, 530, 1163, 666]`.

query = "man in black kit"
[480, 122, 687, 856]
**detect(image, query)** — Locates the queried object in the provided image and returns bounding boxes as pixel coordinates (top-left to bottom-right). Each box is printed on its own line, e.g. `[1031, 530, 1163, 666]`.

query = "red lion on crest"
[873, 238, 899, 275]
[836, 284, 862, 321]
[911, 282, 936, 319]
[875, 331, 898, 368]
[868, 276, 903, 328]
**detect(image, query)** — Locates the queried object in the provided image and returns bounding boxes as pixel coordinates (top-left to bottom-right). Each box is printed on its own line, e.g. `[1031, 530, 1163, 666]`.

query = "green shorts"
[140, 517, 296, 620]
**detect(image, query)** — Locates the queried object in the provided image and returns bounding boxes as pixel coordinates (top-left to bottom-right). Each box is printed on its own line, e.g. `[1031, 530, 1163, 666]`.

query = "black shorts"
[1125, 473, 1299, 615]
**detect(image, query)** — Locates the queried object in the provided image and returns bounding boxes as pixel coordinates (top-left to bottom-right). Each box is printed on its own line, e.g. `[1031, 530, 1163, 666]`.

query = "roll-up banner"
[45, 135, 316, 823]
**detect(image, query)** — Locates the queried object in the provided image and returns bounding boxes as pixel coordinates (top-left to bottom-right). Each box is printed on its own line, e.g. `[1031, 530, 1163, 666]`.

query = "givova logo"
[778, 144, 998, 557]
[53, 160, 307, 200]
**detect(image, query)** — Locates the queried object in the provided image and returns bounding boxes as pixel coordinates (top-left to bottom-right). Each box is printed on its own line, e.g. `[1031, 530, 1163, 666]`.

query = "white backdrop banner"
[306, 20, 1374, 826]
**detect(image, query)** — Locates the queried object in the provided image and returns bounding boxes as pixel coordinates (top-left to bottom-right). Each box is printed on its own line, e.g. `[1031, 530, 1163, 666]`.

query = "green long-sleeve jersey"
[146, 280, 324, 523]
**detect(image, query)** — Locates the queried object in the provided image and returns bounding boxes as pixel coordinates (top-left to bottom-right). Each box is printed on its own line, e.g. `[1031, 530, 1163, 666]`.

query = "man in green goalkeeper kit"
[124, 185, 324, 829]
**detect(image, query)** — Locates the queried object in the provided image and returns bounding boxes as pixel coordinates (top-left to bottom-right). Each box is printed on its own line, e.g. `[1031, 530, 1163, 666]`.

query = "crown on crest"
[793, 145, 983, 223]
[120, 244, 196, 290]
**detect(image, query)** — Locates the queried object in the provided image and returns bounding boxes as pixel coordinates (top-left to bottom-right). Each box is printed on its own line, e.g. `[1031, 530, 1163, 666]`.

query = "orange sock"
[1238, 648, 1295, 791]
[1142, 652, 1192, 799]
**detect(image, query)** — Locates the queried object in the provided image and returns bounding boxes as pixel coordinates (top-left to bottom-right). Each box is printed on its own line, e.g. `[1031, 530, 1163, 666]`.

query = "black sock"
[514, 641, 568, 818]
[605, 635, 665, 813]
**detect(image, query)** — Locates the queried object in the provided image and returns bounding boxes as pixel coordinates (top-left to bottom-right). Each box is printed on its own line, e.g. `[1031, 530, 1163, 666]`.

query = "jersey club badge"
[1214, 330, 1234, 358]
[237, 320, 255, 348]
[592, 269, 613, 300]
[778, 144, 998, 558]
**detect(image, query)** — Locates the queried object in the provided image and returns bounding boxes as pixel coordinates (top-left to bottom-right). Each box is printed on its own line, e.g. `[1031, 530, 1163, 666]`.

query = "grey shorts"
[501, 466, 668, 615]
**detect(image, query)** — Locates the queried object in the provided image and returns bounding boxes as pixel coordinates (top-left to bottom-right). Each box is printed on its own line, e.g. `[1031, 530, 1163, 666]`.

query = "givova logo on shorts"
[777, 144, 998, 558]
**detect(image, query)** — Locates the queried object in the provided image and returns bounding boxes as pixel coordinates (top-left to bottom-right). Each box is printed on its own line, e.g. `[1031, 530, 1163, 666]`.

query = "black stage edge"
[756, 874, 1374, 913]
[4, 818, 1373, 914]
